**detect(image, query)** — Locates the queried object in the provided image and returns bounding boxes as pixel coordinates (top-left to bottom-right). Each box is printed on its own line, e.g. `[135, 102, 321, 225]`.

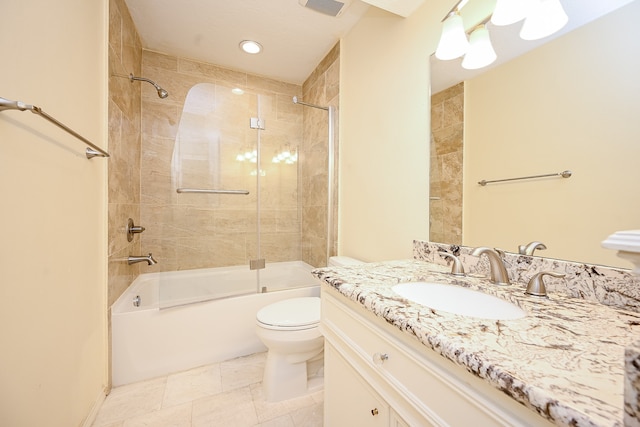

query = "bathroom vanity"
[314, 249, 640, 427]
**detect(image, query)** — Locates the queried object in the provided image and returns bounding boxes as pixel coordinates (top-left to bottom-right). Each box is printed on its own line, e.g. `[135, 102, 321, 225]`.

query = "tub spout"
[128, 253, 157, 266]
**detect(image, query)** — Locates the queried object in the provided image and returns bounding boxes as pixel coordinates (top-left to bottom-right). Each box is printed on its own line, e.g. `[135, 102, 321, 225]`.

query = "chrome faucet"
[518, 241, 547, 256]
[470, 247, 511, 285]
[127, 253, 157, 266]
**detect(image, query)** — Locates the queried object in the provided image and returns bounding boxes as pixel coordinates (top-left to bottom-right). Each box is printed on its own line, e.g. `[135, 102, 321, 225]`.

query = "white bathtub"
[111, 261, 320, 386]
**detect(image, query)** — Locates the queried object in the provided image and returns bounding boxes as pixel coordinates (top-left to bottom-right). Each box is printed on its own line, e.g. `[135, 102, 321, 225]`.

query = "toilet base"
[262, 350, 324, 402]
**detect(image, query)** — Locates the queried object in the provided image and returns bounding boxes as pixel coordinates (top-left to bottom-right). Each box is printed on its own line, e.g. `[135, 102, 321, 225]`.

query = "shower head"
[129, 74, 169, 99]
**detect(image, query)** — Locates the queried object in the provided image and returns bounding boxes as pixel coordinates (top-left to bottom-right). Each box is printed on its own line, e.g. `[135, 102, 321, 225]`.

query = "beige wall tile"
[108, 0, 143, 308]
[429, 82, 463, 245]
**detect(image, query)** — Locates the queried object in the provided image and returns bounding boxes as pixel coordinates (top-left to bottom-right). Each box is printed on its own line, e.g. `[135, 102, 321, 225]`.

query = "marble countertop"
[312, 259, 640, 427]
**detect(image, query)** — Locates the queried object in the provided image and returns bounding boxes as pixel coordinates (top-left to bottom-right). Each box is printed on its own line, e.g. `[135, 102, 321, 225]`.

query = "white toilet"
[256, 256, 363, 402]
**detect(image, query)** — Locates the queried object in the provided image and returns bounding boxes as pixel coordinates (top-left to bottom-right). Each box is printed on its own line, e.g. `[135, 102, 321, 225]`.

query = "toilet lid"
[256, 297, 320, 328]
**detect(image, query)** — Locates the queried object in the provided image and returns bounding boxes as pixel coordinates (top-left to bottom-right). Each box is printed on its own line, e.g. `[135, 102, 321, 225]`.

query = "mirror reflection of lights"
[236, 149, 257, 163]
[272, 148, 298, 164]
[235, 147, 298, 165]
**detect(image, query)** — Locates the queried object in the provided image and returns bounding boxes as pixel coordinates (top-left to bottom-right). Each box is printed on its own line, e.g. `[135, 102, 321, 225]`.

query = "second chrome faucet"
[470, 247, 511, 286]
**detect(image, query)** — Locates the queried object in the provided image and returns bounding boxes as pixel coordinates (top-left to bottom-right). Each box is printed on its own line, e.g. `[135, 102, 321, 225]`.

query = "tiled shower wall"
[137, 51, 307, 272]
[301, 43, 340, 268]
[429, 82, 463, 244]
[108, 0, 339, 289]
[107, 0, 142, 307]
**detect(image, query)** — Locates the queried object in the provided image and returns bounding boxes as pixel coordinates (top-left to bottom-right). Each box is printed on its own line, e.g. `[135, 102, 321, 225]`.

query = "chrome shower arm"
[128, 74, 169, 98]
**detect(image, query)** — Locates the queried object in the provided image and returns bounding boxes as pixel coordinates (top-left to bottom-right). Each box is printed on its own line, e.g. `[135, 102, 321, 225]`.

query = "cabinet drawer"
[325, 343, 390, 426]
[321, 290, 551, 427]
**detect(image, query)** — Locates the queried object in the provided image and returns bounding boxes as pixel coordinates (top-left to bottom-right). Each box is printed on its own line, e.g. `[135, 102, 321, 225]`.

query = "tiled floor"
[92, 352, 323, 427]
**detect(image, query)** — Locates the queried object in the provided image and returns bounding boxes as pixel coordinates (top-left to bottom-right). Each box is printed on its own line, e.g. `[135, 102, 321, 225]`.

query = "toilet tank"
[328, 256, 364, 267]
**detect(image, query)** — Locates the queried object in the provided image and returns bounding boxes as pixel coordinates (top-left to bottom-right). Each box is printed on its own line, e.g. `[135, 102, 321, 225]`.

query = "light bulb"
[491, 0, 534, 26]
[462, 25, 497, 70]
[520, 0, 568, 41]
[435, 12, 469, 60]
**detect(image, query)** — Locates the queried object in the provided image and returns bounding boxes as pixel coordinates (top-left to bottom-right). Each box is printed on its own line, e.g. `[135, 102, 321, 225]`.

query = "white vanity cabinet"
[321, 288, 555, 427]
[325, 340, 415, 426]
[325, 342, 392, 426]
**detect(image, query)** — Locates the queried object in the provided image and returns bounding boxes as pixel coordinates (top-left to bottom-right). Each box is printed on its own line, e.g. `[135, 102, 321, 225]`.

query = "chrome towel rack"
[0, 96, 109, 159]
[177, 188, 250, 195]
[478, 170, 572, 186]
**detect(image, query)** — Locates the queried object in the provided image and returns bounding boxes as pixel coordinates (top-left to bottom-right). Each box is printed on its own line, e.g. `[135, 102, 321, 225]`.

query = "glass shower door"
[158, 82, 260, 308]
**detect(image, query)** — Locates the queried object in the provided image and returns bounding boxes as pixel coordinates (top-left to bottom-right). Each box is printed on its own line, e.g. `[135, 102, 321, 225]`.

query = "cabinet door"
[325, 343, 389, 426]
[390, 409, 411, 427]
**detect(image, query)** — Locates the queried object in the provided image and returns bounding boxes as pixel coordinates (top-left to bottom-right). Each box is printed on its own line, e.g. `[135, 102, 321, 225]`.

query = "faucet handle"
[127, 218, 146, 242]
[525, 271, 565, 297]
[519, 241, 547, 255]
[439, 252, 465, 276]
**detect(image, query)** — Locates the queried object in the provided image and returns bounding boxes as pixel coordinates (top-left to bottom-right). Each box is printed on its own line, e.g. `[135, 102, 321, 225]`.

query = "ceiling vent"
[298, 0, 352, 17]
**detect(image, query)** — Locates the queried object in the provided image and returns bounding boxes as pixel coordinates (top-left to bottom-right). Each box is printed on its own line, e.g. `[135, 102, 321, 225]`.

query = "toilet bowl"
[256, 297, 324, 402]
[255, 256, 364, 402]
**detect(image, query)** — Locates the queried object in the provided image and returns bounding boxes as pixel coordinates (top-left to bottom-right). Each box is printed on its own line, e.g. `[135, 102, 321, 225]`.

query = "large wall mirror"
[429, 0, 640, 269]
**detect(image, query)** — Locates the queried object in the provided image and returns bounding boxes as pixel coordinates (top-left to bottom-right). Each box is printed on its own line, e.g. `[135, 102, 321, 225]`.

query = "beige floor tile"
[93, 377, 167, 426]
[163, 363, 223, 408]
[309, 390, 323, 405]
[250, 383, 317, 424]
[192, 386, 258, 427]
[257, 414, 295, 427]
[122, 402, 192, 427]
[220, 352, 266, 391]
[289, 402, 323, 427]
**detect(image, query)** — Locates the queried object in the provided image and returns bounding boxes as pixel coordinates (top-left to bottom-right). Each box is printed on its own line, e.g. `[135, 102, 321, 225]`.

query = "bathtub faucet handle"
[126, 218, 146, 242]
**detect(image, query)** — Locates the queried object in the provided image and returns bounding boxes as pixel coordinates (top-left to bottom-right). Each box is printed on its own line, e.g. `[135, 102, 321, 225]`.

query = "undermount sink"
[392, 282, 526, 320]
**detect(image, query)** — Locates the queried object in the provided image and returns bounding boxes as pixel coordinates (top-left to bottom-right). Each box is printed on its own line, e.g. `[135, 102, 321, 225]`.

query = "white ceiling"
[124, 0, 635, 88]
[124, 0, 373, 84]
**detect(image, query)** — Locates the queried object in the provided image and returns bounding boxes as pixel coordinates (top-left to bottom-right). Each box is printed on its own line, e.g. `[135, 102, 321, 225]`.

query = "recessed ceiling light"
[231, 88, 245, 95]
[239, 40, 262, 54]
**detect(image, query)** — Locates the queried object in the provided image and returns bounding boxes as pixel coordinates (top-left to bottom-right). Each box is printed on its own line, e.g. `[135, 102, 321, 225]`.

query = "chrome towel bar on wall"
[0, 96, 109, 159]
[478, 170, 572, 186]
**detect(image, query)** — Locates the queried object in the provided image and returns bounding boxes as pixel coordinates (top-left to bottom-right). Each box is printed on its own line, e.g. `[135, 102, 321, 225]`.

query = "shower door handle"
[176, 188, 249, 195]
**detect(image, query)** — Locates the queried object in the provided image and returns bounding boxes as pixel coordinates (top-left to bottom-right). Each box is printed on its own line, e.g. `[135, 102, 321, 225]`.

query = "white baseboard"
[81, 387, 107, 427]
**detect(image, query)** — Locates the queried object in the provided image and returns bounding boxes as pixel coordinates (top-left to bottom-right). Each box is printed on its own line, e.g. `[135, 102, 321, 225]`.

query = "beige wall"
[463, 1, 640, 268]
[301, 43, 340, 267]
[0, 1, 108, 426]
[338, 2, 450, 261]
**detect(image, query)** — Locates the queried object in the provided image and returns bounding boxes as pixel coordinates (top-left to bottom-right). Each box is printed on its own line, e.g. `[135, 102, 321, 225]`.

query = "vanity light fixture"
[239, 40, 262, 54]
[520, 0, 568, 40]
[435, 0, 568, 70]
[462, 23, 497, 70]
[491, 0, 533, 26]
